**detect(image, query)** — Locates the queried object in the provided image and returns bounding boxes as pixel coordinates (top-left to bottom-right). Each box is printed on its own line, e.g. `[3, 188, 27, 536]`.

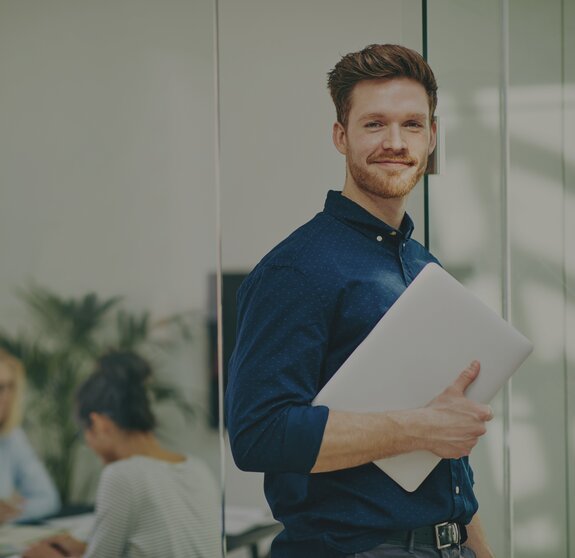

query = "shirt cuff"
[281, 404, 330, 472]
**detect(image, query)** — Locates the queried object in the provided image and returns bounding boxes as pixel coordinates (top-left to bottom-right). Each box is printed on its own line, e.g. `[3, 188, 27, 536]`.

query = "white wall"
[0, 0, 216, 320]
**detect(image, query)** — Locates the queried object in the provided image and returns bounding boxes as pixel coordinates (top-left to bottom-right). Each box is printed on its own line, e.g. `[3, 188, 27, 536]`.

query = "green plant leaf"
[18, 285, 121, 352]
[115, 310, 150, 350]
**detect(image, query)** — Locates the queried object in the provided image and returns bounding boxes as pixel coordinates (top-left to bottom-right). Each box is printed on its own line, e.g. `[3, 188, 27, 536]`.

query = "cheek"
[357, 134, 380, 150]
[0, 396, 11, 415]
[85, 432, 115, 462]
[347, 138, 378, 162]
[84, 431, 97, 450]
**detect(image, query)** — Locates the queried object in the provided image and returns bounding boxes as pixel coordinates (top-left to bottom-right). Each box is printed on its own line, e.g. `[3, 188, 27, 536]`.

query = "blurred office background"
[0, 0, 220, 507]
[0, 1, 573, 557]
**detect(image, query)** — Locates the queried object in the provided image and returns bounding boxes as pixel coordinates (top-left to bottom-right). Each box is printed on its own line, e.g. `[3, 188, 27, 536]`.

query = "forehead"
[348, 77, 430, 121]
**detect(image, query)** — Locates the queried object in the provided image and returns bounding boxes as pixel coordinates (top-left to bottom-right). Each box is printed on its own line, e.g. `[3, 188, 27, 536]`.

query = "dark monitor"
[208, 272, 249, 428]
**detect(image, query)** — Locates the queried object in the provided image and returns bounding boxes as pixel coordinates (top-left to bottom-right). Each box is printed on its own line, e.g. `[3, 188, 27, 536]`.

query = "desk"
[1, 506, 281, 558]
[225, 505, 281, 558]
[0, 525, 63, 558]
[226, 522, 282, 558]
[0, 511, 94, 558]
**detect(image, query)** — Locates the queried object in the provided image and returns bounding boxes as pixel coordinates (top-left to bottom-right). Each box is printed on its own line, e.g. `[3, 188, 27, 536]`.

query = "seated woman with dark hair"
[24, 350, 220, 558]
[0, 349, 60, 524]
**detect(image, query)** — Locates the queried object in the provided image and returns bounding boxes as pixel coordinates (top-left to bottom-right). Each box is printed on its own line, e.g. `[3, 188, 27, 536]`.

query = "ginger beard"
[346, 148, 427, 200]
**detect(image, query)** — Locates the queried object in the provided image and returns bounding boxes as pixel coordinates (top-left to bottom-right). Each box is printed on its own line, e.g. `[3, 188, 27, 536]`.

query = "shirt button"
[455, 486, 460, 495]
[376, 235, 383, 242]
[389, 231, 397, 236]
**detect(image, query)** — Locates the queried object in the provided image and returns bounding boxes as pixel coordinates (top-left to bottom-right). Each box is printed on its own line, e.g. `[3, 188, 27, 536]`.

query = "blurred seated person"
[0, 348, 60, 524]
[24, 350, 220, 558]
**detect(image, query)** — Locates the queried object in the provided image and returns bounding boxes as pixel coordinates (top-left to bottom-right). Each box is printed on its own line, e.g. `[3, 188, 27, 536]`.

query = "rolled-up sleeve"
[225, 265, 331, 474]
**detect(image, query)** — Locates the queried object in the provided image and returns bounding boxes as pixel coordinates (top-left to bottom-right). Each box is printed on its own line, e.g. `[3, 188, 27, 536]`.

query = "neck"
[341, 182, 407, 230]
[114, 431, 185, 463]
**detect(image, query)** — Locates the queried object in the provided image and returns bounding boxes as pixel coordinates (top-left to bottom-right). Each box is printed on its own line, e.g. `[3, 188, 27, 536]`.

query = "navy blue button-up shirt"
[226, 191, 478, 557]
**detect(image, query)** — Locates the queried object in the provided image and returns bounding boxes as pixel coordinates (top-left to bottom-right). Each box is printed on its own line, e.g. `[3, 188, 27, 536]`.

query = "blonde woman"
[0, 349, 60, 523]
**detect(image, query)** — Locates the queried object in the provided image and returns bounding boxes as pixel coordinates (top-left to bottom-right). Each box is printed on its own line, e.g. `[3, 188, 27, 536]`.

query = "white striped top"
[85, 455, 221, 558]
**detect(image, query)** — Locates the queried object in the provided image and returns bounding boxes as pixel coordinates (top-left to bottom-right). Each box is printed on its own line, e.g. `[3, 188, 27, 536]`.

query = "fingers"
[42, 534, 74, 555]
[463, 401, 493, 424]
[450, 360, 480, 394]
[473, 403, 493, 423]
[0, 499, 21, 522]
[446, 362, 494, 423]
[23, 542, 66, 558]
[483, 405, 494, 422]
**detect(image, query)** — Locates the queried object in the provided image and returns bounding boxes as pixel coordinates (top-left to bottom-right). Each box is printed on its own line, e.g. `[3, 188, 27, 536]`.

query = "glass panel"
[508, 0, 569, 556]
[566, 0, 575, 552]
[218, 1, 423, 554]
[426, 1, 507, 555]
[428, 0, 575, 556]
[0, 0, 222, 553]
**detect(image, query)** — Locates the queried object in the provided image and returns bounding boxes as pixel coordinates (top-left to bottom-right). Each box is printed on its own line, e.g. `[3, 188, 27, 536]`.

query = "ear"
[332, 121, 348, 155]
[428, 117, 437, 156]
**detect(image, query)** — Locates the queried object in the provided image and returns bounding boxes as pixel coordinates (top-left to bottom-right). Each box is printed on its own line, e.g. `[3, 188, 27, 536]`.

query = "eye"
[405, 121, 424, 129]
[365, 121, 383, 129]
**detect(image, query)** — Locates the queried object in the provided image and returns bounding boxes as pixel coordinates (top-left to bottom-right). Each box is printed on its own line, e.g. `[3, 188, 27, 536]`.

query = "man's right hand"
[421, 360, 494, 459]
[311, 360, 494, 473]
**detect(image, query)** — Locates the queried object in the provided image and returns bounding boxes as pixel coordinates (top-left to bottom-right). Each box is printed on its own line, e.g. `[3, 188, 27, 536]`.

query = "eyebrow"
[359, 112, 428, 121]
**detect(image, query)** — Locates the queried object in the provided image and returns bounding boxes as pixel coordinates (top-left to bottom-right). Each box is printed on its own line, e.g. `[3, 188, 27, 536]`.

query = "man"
[226, 44, 495, 558]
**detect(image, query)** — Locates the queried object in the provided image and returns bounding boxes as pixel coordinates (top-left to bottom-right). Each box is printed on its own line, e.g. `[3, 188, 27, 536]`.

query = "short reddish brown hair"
[327, 44, 438, 127]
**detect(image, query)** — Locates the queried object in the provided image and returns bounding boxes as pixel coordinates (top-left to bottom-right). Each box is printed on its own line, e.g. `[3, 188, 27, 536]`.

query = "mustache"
[367, 155, 417, 165]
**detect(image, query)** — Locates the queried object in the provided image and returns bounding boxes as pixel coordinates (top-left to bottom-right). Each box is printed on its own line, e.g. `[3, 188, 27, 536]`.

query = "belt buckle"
[434, 521, 460, 550]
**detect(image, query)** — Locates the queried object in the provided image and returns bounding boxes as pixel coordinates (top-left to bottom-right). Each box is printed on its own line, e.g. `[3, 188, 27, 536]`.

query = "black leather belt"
[385, 521, 465, 550]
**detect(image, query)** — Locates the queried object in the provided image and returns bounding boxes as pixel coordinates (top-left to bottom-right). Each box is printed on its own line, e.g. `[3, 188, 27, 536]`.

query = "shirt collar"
[323, 190, 415, 242]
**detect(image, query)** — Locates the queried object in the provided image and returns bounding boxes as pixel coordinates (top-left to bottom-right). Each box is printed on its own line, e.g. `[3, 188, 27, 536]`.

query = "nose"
[381, 123, 406, 152]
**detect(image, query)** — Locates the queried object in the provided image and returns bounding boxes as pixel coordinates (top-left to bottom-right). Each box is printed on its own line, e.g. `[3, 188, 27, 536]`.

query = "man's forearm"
[311, 362, 493, 473]
[310, 408, 424, 473]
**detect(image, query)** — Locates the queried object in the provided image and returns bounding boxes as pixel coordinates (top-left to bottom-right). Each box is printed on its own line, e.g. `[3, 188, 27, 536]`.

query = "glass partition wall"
[427, 1, 575, 557]
[426, 2, 508, 555]
[218, 1, 575, 557]
[0, 0, 222, 546]
[7, 1, 571, 556]
[217, 0, 574, 556]
[216, 2, 425, 555]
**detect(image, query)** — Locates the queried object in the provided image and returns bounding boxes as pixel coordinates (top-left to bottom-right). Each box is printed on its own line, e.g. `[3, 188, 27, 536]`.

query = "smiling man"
[226, 44, 495, 558]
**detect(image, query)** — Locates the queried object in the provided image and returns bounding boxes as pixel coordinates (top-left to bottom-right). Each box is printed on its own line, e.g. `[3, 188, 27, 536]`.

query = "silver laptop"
[312, 263, 533, 492]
